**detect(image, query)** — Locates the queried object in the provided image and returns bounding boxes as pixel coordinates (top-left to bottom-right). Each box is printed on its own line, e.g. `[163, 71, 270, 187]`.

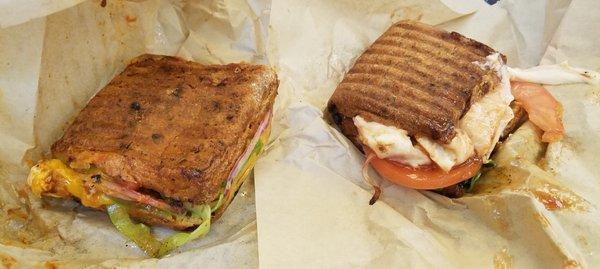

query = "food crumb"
[493, 247, 513, 269]
[125, 15, 137, 23]
[586, 87, 600, 105]
[44, 261, 58, 269]
[577, 235, 588, 246]
[563, 259, 579, 269]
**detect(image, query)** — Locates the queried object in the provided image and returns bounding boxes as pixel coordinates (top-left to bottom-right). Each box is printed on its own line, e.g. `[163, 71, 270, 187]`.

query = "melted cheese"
[469, 53, 515, 159]
[28, 128, 270, 211]
[354, 116, 431, 167]
[508, 62, 600, 86]
[355, 54, 515, 170]
[460, 88, 514, 159]
[416, 130, 474, 171]
[355, 54, 598, 171]
[355, 95, 508, 170]
[473, 53, 514, 104]
[28, 159, 112, 208]
[222, 122, 271, 208]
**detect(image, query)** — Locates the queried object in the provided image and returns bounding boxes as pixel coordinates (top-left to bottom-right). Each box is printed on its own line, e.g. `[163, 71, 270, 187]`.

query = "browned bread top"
[52, 54, 278, 204]
[328, 20, 502, 144]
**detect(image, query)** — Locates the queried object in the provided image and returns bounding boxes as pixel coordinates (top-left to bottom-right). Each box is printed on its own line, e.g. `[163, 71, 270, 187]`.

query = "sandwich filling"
[356, 53, 514, 172]
[28, 112, 272, 257]
[356, 53, 599, 196]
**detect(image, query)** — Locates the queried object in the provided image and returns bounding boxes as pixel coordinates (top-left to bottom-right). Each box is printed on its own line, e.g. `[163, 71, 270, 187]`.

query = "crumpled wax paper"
[254, 0, 600, 268]
[0, 0, 270, 268]
[1, 0, 599, 268]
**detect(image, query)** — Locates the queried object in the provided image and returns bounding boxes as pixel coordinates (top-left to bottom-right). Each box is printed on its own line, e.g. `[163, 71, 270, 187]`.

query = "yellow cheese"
[28, 159, 112, 208]
[28, 122, 271, 213]
[223, 122, 272, 206]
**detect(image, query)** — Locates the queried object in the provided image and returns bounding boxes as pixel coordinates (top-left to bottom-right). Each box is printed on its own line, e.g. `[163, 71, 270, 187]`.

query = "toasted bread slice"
[328, 20, 503, 144]
[52, 54, 278, 210]
[501, 101, 528, 140]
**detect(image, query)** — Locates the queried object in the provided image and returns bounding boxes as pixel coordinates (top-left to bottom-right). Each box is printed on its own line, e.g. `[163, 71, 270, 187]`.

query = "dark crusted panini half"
[50, 54, 278, 227]
[328, 20, 505, 146]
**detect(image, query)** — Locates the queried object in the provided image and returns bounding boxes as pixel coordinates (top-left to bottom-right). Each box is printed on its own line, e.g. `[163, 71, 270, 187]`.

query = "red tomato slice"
[511, 81, 564, 142]
[368, 150, 482, 190]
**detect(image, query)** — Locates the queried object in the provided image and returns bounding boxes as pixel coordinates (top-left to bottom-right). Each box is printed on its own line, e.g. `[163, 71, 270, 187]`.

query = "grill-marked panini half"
[327, 20, 525, 199]
[28, 54, 278, 257]
[328, 20, 506, 144]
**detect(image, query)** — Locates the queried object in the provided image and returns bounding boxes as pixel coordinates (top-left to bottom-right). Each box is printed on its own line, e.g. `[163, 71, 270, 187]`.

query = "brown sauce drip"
[493, 247, 513, 269]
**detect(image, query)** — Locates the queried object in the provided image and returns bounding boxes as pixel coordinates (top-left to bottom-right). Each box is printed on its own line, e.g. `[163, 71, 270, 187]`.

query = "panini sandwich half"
[28, 54, 278, 257]
[327, 20, 528, 200]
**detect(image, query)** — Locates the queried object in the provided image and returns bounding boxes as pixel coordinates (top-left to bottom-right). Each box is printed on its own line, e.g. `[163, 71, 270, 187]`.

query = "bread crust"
[328, 20, 502, 144]
[52, 54, 278, 208]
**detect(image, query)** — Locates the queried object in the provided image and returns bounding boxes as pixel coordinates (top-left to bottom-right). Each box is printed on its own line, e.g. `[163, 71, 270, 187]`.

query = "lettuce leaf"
[157, 204, 211, 257]
[466, 159, 496, 192]
[107, 202, 212, 258]
[105, 118, 271, 257]
[107, 203, 161, 256]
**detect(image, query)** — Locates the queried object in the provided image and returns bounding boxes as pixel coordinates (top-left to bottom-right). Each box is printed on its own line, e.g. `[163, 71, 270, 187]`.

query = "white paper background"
[0, 0, 599, 268]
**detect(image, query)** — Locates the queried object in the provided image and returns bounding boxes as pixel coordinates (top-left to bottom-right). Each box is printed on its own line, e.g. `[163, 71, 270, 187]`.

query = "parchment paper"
[255, 0, 600, 268]
[1, 0, 599, 268]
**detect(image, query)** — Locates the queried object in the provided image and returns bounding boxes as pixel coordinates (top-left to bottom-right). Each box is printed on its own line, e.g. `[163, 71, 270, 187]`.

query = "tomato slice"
[511, 81, 564, 142]
[367, 149, 482, 190]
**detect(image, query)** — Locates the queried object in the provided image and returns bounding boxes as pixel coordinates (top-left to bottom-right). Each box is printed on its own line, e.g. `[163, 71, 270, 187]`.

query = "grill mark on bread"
[384, 30, 486, 61]
[52, 55, 278, 214]
[327, 20, 501, 144]
[372, 40, 481, 86]
[339, 82, 449, 138]
[342, 69, 453, 117]
[388, 23, 496, 57]
[375, 38, 479, 74]
[366, 44, 485, 84]
[349, 61, 458, 113]
[342, 80, 431, 118]
[364, 43, 483, 98]
[356, 52, 466, 107]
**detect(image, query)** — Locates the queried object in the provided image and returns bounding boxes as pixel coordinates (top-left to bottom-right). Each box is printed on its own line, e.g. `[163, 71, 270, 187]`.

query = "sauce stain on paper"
[44, 261, 58, 269]
[561, 136, 583, 157]
[577, 235, 588, 247]
[587, 87, 600, 105]
[0, 253, 16, 269]
[530, 185, 585, 211]
[493, 247, 513, 269]
[472, 166, 587, 211]
[125, 15, 137, 23]
[480, 196, 513, 237]
[0, 90, 12, 126]
[563, 259, 579, 269]
[390, 6, 423, 22]
[469, 122, 587, 211]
